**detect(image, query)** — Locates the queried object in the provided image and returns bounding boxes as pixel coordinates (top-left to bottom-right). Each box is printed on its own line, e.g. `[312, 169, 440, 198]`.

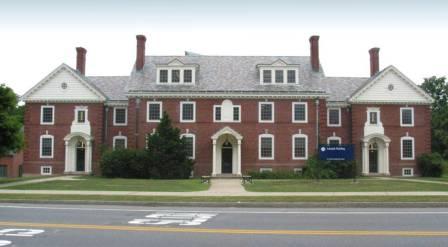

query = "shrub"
[418, 152, 444, 177]
[247, 170, 302, 179]
[326, 160, 357, 178]
[302, 155, 337, 179]
[100, 149, 150, 178]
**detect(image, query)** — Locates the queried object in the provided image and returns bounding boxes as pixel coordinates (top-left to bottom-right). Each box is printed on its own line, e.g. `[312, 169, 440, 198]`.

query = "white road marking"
[129, 213, 216, 226]
[0, 229, 44, 237]
[0, 240, 10, 247]
[1, 204, 448, 215]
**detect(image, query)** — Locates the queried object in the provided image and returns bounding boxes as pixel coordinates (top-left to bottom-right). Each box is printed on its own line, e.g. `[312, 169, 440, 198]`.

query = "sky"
[0, 0, 447, 95]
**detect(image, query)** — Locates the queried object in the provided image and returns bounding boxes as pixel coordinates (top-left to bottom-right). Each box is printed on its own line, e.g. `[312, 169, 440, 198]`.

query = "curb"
[2, 199, 448, 208]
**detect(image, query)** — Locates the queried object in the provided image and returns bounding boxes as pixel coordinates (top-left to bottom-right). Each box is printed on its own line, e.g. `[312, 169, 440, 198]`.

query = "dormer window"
[159, 70, 168, 83]
[258, 59, 299, 85]
[171, 70, 180, 83]
[275, 70, 284, 83]
[263, 70, 272, 83]
[156, 59, 197, 84]
[184, 70, 192, 83]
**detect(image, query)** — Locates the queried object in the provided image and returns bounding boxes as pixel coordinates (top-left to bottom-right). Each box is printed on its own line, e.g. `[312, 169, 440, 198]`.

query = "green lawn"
[0, 176, 50, 185]
[4, 176, 209, 192]
[244, 178, 448, 192]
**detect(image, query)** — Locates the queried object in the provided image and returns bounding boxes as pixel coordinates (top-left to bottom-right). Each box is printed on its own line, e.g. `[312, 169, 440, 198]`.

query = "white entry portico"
[211, 127, 243, 176]
[64, 132, 93, 174]
[361, 133, 391, 176]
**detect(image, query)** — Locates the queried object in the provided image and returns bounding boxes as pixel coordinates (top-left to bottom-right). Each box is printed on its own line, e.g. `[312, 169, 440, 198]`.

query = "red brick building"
[21, 35, 433, 177]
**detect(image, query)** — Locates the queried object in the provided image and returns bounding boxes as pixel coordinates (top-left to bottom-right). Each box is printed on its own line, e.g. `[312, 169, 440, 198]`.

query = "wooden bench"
[201, 176, 211, 184]
[242, 175, 252, 184]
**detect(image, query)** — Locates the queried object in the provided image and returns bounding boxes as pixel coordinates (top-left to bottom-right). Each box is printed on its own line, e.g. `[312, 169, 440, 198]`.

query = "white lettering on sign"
[129, 213, 217, 226]
[0, 240, 11, 247]
[0, 229, 45, 237]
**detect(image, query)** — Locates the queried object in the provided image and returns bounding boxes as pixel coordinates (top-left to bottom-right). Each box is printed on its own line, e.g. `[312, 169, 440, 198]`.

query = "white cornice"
[126, 92, 328, 99]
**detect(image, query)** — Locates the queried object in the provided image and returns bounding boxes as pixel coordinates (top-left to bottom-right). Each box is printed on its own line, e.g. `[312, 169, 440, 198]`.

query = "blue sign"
[319, 144, 354, 161]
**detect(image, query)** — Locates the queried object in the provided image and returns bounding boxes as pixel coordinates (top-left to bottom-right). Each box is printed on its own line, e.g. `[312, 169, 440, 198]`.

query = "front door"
[221, 142, 233, 174]
[369, 143, 378, 173]
[76, 141, 85, 172]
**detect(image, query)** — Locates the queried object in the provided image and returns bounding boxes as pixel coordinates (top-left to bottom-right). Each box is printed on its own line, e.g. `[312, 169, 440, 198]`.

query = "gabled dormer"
[156, 59, 198, 85]
[256, 59, 299, 85]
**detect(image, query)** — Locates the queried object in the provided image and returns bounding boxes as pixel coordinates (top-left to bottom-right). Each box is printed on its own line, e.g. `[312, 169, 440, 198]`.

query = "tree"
[0, 84, 23, 156]
[420, 76, 448, 158]
[146, 111, 194, 179]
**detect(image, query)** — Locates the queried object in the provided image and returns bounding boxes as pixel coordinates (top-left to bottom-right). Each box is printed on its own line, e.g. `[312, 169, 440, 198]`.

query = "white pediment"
[349, 66, 433, 104]
[167, 59, 185, 66]
[271, 59, 288, 66]
[22, 64, 106, 103]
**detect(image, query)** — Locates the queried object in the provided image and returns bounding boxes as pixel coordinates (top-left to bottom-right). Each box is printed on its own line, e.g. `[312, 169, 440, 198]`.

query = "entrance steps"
[211, 174, 242, 179]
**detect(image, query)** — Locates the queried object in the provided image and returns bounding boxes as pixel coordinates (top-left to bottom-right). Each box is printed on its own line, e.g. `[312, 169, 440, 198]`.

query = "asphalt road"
[1, 203, 448, 246]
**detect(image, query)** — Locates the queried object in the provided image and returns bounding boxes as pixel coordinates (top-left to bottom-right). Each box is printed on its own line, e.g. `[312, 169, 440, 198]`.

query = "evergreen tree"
[0, 84, 23, 156]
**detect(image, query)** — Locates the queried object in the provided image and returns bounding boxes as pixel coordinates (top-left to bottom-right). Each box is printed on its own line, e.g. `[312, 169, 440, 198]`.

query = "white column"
[85, 141, 92, 173]
[212, 139, 217, 176]
[362, 142, 369, 175]
[384, 142, 390, 176]
[237, 139, 242, 175]
[64, 141, 70, 173]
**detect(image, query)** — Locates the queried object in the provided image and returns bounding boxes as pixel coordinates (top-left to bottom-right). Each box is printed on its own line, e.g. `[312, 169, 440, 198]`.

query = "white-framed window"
[260, 68, 298, 84]
[180, 101, 196, 122]
[401, 136, 415, 160]
[259, 168, 273, 172]
[74, 106, 88, 124]
[259, 134, 274, 160]
[292, 102, 308, 123]
[113, 136, 127, 150]
[367, 108, 380, 125]
[181, 133, 195, 159]
[156, 67, 196, 84]
[40, 135, 54, 159]
[213, 105, 241, 122]
[113, 107, 127, 126]
[402, 168, 414, 177]
[327, 108, 341, 127]
[40, 166, 52, 175]
[400, 107, 414, 127]
[327, 136, 342, 145]
[292, 134, 308, 160]
[147, 101, 162, 122]
[293, 168, 303, 174]
[40, 105, 55, 125]
[259, 102, 274, 123]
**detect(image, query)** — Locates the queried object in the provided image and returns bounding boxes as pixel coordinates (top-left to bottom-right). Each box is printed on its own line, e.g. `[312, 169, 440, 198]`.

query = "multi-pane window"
[293, 102, 307, 123]
[41, 166, 52, 175]
[181, 102, 195, 122]
[113, 137, 127, 150]
[259, 102, 274, 122]
[263, 70, 272, 83]
[159, 69, 168, 83]
[233, 107, 240, 121]
[293, 135, 307, 159]
[114, 107, 127, 125]
[41, 106, 54, 124]
[369, 111, 378, 124]
[287, 70, 296, 83]
[401, 137, 414, 160]
[147, 102, 162, 122]
[401, 108, 414, 126]
[214, 106, 222, 121]
[40, 135, 53, 158]
[328, 108, 341, 126]
[328, 138, 341, 145]
[171, 69, 180, 83]
[183, 69, 192, 83]
[275, 70, 283, 83]
[77, 110, 86, 123]
[259, 135, 274, 159]
[182, 134, 195, 159]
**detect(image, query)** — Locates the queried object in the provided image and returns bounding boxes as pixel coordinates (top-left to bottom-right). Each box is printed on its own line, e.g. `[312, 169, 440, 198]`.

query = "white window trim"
[259, 102, 275, 123]
[327, 136, 342, 145]
[180, 101, 196, 123]
[402, 168, 414, 177]
[156, 67, 196, 84]
[40, 105, 55, 125]
[367, 107, 381, 126]
[327, 107, 341, 127]
[292, 102, 308, 123]
[400, 107, 414, 127]
[213, 105, 241, 123]
[146, 101, 162, 123]
[400, 136, 415, 160]
[259, 68, 299, 84]
[292, 134, 308, 160]
[259, 168, 273, 172]
[113, 136, 128, 149]
[181, 133, 196, 159]
[259, 134, 275, 160]
[113, 107, 128, 126]
[74, 106, 89, 123]
[40, 165, 52, 175]
[40, 134, 54, 159]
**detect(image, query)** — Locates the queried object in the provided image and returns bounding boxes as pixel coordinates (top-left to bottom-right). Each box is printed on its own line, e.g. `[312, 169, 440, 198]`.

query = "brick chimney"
[136, 35, 146, 71]
[369, 47, 380, 76]
[309, 35, 320, 72]
[76, 47, 87, 75]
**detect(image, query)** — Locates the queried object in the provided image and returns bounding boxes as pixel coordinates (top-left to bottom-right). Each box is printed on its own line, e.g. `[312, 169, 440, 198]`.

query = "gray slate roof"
[317, 77, 368, 101]
[87, 76, 129, 101]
